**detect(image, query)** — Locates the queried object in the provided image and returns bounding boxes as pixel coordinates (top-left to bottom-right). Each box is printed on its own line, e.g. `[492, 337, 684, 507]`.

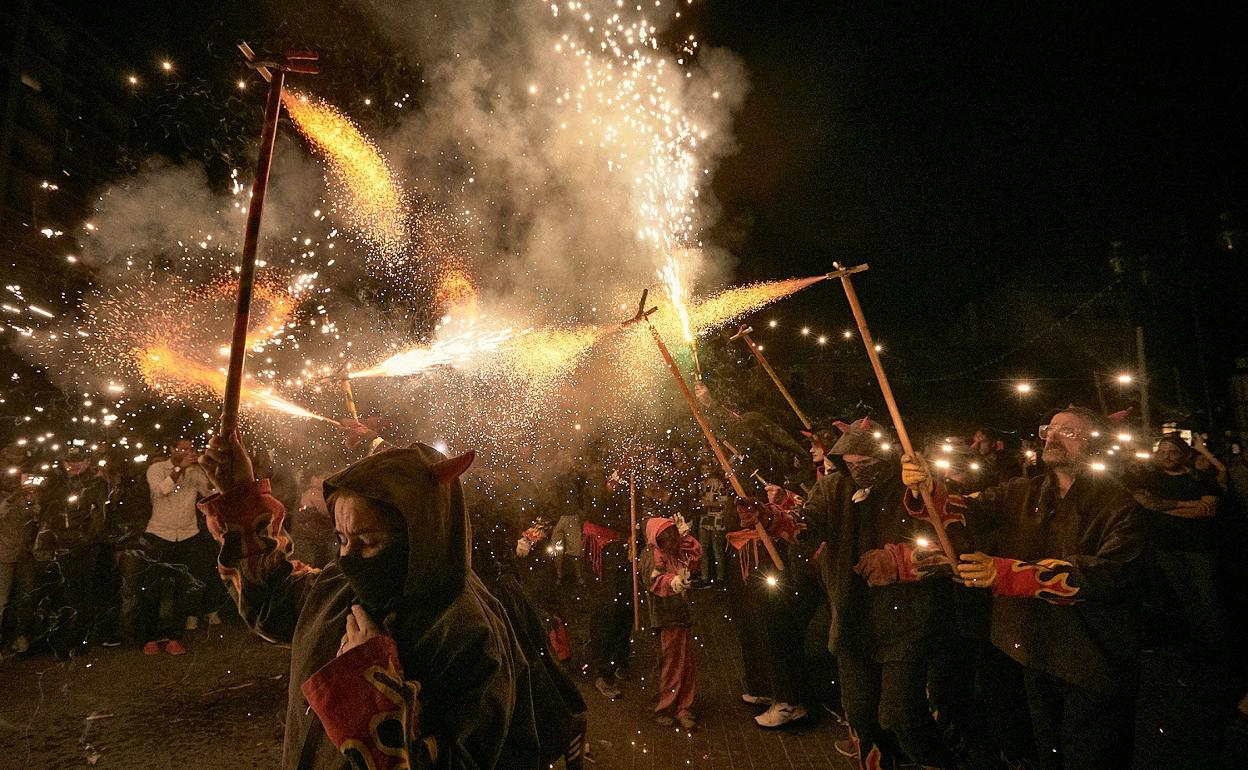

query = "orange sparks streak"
[281, 89, 409, 259]
[690, 275, 830, 334]
[136, 345, 339, 425]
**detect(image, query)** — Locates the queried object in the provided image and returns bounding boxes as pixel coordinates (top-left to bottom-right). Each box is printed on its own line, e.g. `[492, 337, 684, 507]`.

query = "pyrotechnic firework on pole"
[220, 44, 319, 436]
[624, 291, 784, 571]
[827, 262, 957, 563]
[140, 346, 339, 426]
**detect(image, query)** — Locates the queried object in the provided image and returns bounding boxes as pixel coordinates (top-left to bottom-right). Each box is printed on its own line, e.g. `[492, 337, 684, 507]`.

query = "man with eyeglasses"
[902, 406, 1143, 769]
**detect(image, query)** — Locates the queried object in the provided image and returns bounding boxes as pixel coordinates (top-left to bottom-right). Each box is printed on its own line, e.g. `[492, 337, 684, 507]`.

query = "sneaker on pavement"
[142, 641, 161, 656]
[594, 677, 621, 700]
[741, 693, 774, 706]
[164, 640, 188, 656]
[754, 702, 807, 728]
[206, 611, 222, 626]
[12, 635, 29, 654]
[184, 616, 199, 631]
[676, 711, 697, 731]
[653, 714, 675, 727]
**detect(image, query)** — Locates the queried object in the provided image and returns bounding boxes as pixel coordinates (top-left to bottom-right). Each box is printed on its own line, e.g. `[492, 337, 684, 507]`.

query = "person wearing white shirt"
[134, 439, 213, 655]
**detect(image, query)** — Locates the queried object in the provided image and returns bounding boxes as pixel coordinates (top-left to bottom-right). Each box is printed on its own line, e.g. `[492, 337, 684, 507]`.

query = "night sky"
[55, 0, 1248, 428]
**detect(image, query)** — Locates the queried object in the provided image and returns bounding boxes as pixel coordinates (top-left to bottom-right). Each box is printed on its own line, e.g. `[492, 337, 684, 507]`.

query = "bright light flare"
[350, 326, 520, 379]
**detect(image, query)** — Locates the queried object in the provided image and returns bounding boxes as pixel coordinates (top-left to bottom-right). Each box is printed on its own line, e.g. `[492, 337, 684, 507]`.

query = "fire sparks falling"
[545, 1, 706, 257]
[499, 324, 606, 382]
[435, 267, 480, 315]
[281, 89, 410, 262]
[136, 345, 338, 425]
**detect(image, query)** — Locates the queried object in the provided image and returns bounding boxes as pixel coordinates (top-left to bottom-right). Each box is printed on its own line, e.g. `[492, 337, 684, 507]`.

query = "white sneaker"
[206, 611, 222, 626]
[754, 702, 807, 728]
[184, 616, 199, 631]
[741, 693, 774, 706]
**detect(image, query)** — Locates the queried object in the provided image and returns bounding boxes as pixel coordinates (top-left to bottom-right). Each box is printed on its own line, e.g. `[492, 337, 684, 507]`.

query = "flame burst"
[137, 345, 337, 424]
[350, 325, 522, 379]
[435, 267, 480, 315]
[282, 89, 410, 261]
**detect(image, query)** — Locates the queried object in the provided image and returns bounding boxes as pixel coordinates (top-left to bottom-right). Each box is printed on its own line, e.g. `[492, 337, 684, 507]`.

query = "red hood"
[645, 516, 675, 545]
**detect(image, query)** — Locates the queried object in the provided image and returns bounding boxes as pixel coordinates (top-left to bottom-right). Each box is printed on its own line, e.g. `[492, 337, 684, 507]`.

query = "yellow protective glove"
[900, 453, 934, 495]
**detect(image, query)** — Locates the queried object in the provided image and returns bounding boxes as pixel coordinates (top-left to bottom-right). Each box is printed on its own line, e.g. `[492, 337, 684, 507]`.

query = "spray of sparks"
[137, 345, 338, 425]
[8, 2, 794, 501]
[690, 274, 830, 334]
[282, 89, 411, 263]
[350, 323, 522, 379]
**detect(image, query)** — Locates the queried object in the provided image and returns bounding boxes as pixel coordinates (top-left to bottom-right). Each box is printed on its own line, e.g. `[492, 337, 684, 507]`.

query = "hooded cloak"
[200, 443, 539, 769]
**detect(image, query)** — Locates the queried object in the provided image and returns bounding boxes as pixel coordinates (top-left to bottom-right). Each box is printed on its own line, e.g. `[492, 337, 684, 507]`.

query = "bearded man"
[904, 406, 1143, 769]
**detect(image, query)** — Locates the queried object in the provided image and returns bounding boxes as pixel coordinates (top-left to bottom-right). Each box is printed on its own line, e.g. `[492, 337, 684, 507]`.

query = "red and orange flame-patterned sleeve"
[991, 557, 1083, 604]
[302, 635, 426, 770]
[198, 480, 319, 644]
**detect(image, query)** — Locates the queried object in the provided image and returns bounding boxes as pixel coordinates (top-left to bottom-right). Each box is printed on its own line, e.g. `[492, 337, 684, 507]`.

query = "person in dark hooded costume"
[474, 517, 588, 768]
[815, 418, 956, 769]
[198, 430, 539, 770]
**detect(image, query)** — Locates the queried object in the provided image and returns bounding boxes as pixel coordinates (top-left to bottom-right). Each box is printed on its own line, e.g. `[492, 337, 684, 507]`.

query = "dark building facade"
[0, 0, 129, 288]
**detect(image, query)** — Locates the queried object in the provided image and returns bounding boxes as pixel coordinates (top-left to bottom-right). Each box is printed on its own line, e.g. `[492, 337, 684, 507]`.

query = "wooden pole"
[220, 45, 318, 435]
[828, 263, 957, 562]
[1135, 326, 1151, 441]
[731, 325, 812, 429]
[645, 321, 784, 570]
[220, 68, 285, 436]
[629, 469, 641, 631]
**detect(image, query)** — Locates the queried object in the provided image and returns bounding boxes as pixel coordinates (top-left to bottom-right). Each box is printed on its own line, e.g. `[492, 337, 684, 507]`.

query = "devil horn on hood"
[432, 449, 476, 483]
[1106, 407, 1133, 423]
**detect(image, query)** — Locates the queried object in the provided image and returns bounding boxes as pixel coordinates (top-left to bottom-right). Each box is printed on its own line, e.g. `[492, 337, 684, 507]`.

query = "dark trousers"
[838, 652, 950, 767]
[43, 542, 108, 652]
[728, 546, 828, 707]
[589, 553, 633, 679]
[767, 558, 826, 705]
[1023, 669, 1135, 770]
[121, 533, 205, 643]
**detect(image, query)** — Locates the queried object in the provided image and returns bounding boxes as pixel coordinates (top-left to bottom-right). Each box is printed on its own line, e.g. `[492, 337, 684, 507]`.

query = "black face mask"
[339, 542, 409, 616]
[847, 459, 892, 491]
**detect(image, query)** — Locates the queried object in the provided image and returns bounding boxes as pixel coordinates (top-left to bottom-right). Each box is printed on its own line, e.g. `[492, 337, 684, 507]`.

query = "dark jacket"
[200, 444, 539, 769]
[38, 470, 109, 549]
[811, 472, 952, 660]
[641, 517, 702, 628]
[956, 471, 1143, 694]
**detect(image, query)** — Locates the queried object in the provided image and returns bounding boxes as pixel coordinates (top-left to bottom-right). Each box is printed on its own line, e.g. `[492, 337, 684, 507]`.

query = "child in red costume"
[641, 515, 702, 730]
